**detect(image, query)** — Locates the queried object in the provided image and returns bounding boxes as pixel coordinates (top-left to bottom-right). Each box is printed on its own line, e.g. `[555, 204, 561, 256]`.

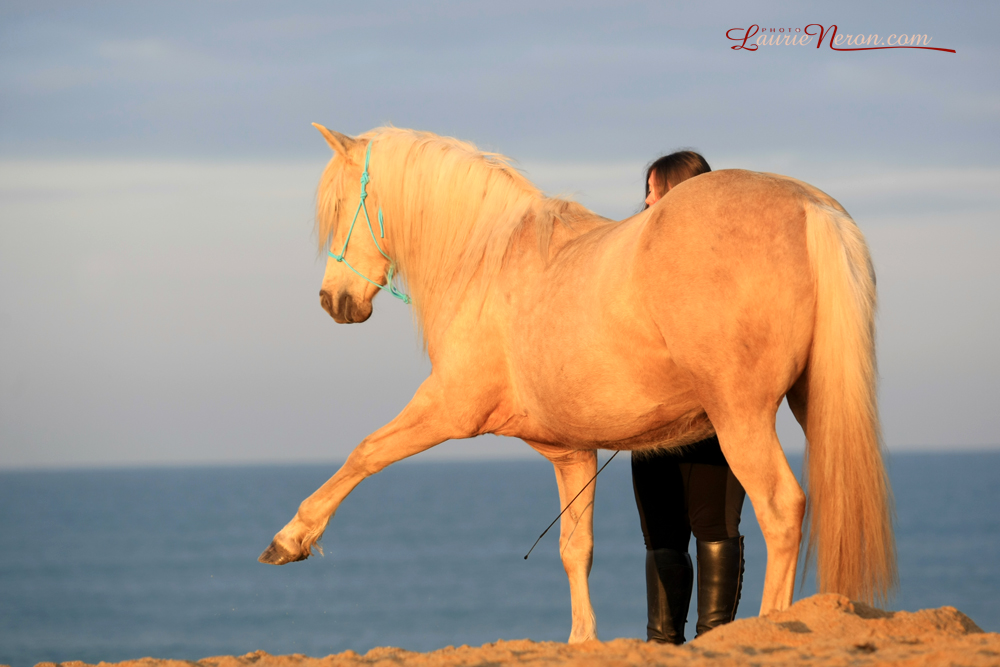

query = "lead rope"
[524, 450, 619, 559]
[328, 142, 411, 304]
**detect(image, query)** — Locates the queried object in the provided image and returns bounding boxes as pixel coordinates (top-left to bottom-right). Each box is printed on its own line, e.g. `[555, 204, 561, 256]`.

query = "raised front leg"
[527, 442, 599, 643]
[259, 378, 464, 565]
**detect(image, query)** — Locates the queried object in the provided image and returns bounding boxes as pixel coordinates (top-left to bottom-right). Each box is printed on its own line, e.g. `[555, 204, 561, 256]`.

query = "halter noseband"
[328, 142, 411, 304]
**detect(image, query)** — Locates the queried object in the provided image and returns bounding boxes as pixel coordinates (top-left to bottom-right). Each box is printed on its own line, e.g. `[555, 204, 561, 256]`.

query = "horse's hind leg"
[259, 378, 464, 565]
[712, 414, 805, 615]
[527, 442, 598, 643]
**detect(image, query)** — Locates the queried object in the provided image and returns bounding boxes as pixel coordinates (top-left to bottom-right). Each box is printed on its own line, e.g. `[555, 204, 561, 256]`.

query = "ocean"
[1, 452, 997, 666]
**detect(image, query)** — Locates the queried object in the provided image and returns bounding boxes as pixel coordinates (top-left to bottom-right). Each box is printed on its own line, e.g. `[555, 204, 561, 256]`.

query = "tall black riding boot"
[645, 548, 693, 644]
[695, 536, 744, 637]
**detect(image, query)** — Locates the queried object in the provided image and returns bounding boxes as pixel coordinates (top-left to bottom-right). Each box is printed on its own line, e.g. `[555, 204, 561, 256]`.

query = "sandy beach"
[28, 594, 998, 667]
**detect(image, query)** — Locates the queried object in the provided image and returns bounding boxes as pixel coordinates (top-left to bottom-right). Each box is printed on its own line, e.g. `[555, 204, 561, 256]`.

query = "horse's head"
[313, 124, 393, 324]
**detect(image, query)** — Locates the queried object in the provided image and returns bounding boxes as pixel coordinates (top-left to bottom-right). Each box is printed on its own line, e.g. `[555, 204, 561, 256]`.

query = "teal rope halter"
[328, 142, 411, 304]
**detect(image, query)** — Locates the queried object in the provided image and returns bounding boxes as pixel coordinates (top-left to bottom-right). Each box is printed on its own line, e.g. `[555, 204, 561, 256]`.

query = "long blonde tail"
[803, 202, 897, 605]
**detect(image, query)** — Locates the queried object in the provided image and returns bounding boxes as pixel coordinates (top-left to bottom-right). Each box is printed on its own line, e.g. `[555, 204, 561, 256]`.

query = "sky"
[1, 1, 998, 468]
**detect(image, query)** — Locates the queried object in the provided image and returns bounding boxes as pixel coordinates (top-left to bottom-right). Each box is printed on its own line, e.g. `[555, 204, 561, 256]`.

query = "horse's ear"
[312, 123, 356, 156]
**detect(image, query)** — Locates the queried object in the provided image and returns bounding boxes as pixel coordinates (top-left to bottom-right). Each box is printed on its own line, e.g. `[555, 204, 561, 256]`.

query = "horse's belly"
[508, 326, 706, 449]
[522, 385, 707, 449]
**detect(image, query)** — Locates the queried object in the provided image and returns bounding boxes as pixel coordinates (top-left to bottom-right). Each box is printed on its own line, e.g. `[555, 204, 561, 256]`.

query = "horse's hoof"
[258, 540, 308, 565]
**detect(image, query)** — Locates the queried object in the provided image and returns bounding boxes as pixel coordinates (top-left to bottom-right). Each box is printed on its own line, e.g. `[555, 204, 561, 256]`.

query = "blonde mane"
[316, 127, 605, 342]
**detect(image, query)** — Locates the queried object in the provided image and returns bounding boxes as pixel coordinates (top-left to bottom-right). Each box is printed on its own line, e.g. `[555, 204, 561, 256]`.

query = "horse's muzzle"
[320, 289, 372, 323]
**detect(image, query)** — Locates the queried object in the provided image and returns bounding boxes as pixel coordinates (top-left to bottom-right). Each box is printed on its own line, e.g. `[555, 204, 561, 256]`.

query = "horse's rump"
[637, 170, 816, 405]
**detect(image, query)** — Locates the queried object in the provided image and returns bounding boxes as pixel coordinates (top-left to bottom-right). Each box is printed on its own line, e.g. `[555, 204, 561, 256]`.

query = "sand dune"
[30, 594, 998, 667]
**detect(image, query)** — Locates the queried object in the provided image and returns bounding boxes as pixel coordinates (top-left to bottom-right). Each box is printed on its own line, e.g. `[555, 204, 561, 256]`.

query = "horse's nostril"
[319, 290, 334, 316]
[337, 291, 353, 320]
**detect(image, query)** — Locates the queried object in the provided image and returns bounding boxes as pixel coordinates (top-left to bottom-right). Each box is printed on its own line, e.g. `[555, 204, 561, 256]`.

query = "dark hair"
[644, 151, 711, 209]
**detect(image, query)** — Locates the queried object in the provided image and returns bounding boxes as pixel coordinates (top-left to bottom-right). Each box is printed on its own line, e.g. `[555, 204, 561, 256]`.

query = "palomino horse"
[260, 125, 896, 642]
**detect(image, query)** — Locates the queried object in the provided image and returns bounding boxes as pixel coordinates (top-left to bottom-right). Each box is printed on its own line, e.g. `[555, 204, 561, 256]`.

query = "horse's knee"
[344, 441, 384, 477]
[559, 534, 593, 573]
[560, 539, 592, 563]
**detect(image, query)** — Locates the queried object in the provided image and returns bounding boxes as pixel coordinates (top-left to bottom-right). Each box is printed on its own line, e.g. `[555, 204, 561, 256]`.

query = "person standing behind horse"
[633, 151, 747, 644]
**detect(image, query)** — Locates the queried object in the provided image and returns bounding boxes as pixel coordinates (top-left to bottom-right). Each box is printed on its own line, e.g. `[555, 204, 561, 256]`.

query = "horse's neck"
[418, 198, 613, 362]
[386, 162, 611, 345]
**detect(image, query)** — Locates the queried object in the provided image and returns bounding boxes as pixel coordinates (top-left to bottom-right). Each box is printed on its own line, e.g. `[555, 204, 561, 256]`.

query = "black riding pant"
[632, 436, 746, 551]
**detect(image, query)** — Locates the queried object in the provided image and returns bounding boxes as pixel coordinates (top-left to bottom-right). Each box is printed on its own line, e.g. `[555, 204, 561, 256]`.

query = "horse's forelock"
[315, 152, 355, 256]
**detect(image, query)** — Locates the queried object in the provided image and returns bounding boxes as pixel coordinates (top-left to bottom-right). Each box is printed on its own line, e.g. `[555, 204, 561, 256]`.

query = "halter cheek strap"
[328, 142, 411, 304]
